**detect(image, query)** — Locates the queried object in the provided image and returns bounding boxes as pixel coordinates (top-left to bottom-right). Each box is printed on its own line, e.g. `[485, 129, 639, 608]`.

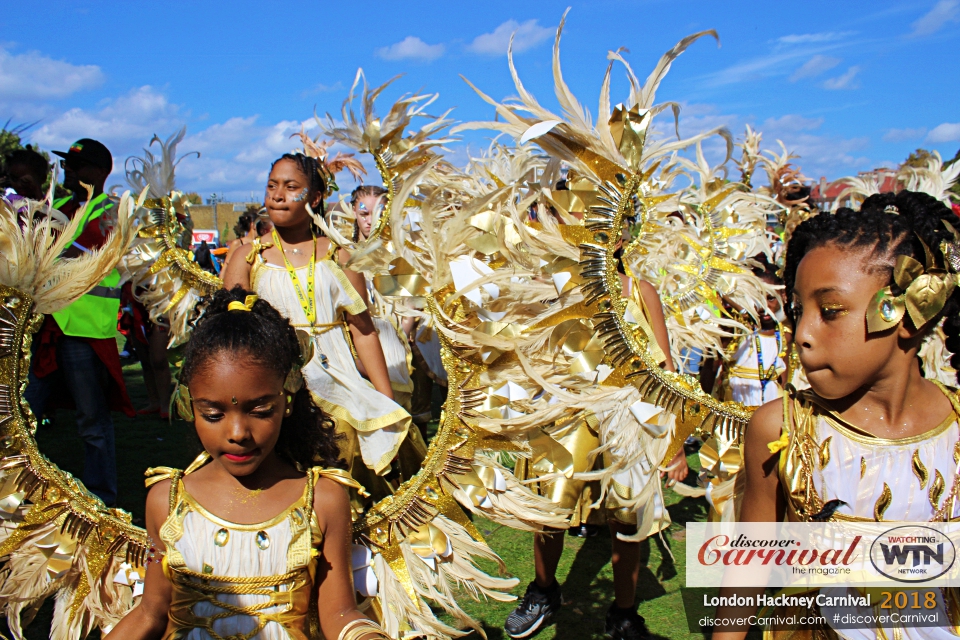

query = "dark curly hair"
[180, 286, 344, 470]
[783, 190, 960, 382]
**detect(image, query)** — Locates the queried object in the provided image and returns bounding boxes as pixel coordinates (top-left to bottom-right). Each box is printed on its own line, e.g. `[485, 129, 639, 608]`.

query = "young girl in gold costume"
[223, 154, 418, 492]
[716, 190, 960, 639]
[108, 288, 387, 639]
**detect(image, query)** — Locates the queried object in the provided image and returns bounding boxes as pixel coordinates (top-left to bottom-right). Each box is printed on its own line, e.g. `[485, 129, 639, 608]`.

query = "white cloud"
[883, 127, 927, 142]
[761, 114, 824, 132]
[0, 46, 103, 100]
[467, 19, 553, 55]
[927, 122, 960, 143]
[31, 86, 182, 153]
[376, 36, 445, 62]
[823, 66, 861, 90]
[911, 0, 960, 36]
[789, 55, 841, 81]
[777, 31, 856, 45]
[300, 81, 344, 98]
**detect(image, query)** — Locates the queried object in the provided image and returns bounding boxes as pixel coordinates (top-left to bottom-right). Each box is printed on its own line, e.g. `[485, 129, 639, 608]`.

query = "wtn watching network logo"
[869, 526, 956, 583]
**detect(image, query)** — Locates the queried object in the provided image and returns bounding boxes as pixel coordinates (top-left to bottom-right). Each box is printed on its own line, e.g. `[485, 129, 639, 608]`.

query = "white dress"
[157, 463, 361, 639]
[251, 247, 411, 475]
[727, 331, 785, 406]
[364, 275, 414, 407]
[781, 385, 960, 639]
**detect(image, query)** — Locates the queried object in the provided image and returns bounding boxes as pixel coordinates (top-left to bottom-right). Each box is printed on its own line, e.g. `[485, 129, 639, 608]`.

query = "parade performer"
[717, 265, 789, 407]
[222, 153, 416, 489]
[716, 190, 960, 639]
[350, 184, 415, 411]
[106, 288, 389, 640]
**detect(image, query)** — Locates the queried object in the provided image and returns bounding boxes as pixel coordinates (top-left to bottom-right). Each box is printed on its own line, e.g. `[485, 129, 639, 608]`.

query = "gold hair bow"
[866, 235, 958, 333]
[227, 295, 258, 312]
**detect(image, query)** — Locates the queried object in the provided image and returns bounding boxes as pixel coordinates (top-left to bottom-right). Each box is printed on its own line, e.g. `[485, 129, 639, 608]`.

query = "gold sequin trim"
[913, 450, 929, 489]
[874, 483, 892, 521]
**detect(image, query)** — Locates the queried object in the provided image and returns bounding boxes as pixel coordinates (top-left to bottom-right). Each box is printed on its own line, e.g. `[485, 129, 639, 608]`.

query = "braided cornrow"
[783, 190, 960, 383]
[181, 286, 344, 470]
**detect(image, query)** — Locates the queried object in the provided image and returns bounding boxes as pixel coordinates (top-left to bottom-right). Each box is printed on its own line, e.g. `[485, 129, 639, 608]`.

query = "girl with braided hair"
[223, 155, 417, 500]
[715, 190, 960, 639]
[108, 287, 389, 640]
[349, 185, 415, 411]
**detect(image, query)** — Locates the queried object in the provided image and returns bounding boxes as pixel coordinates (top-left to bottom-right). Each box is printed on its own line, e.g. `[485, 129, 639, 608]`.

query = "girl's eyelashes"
[820, 303, 849, 320]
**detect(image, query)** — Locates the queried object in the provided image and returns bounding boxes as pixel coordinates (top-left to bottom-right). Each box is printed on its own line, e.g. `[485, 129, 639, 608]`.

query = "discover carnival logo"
[869, 525, 956, 583]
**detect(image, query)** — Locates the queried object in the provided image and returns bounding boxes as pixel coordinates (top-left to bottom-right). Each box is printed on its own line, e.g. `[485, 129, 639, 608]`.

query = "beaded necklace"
[755, 329, 782, 395]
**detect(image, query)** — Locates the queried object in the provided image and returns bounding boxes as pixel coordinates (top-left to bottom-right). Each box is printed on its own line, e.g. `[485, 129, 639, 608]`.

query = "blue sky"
[2, 0, 958, 201]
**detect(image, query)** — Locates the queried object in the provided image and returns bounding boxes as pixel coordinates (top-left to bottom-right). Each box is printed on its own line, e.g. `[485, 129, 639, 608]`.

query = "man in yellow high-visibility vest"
[24, 138, 134, 507]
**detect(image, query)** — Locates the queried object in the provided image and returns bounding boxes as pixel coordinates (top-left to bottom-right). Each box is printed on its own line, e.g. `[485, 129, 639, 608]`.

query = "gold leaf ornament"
[372, 257, 430, 298]
[609, 105, 652, 173]
[866, 254, 957, 333]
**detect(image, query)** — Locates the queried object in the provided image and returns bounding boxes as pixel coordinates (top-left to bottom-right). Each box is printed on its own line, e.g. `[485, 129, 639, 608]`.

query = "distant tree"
[183, 192, 203, 204]
[1, 121, 60, 195]
[902, 148, 936, 169]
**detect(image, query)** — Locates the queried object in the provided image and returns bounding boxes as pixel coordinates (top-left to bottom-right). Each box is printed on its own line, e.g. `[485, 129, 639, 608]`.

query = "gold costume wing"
[315, 79, 577, 639]
[119, 129, 219, 349]
[0, 194, 142, 638]
[455, 14, 781, 526]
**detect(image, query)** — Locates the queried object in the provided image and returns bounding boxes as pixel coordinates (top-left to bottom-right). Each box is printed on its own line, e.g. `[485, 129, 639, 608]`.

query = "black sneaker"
[605, 603, 651, 640]
[504, 580, 562, 638]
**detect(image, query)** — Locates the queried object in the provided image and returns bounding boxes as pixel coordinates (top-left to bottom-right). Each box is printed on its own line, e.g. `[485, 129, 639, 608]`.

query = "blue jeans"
[24, 337, 118, 506]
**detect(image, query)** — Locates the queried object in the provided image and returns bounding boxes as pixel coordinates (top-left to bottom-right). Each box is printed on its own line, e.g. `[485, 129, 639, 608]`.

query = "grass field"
[12, 359, 726, 639]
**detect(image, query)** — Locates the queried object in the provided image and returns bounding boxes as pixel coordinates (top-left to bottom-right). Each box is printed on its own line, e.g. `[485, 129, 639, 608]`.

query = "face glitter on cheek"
[291, 188, 308, 203]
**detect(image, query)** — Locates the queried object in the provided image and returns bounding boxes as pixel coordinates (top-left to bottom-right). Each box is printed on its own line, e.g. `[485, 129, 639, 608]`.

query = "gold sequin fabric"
[779, 384, 960, 523]
[158, 468, 352, 640]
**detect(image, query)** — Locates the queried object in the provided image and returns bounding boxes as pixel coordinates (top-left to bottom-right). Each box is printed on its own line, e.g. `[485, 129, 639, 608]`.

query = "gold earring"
[284, 394, 293, 417]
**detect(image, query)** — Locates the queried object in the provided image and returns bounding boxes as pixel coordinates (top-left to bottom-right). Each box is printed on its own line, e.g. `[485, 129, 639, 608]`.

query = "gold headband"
[173, 328, 312, 421]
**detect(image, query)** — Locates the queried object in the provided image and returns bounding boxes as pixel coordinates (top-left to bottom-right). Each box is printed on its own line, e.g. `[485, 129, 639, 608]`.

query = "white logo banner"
[686, 521, 960, 588]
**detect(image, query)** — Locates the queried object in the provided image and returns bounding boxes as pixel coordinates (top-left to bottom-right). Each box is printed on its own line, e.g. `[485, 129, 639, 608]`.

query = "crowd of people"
[1, 26, 959, 640]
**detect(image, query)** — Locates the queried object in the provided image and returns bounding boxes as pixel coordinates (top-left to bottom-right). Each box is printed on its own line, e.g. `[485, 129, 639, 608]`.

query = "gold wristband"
[337, 618, 390, 640]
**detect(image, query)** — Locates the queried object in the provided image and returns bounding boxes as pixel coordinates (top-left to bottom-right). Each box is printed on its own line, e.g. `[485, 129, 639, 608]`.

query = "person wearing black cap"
[24, 138, 134, 507]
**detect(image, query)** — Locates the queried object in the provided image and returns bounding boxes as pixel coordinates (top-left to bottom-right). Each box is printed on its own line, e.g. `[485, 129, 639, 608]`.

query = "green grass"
[14, 361, 718, 639]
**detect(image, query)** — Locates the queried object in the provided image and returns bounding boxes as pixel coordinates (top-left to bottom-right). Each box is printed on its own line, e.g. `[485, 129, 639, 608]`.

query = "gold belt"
[164, 564, 313, 640]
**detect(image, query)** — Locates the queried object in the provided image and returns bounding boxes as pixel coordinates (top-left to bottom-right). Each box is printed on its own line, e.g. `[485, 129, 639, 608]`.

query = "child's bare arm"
[314, 478, 380, 639]
[636, 279, 676, 373]
[712, 401, 786, 639]
[105, 481, 173, 639]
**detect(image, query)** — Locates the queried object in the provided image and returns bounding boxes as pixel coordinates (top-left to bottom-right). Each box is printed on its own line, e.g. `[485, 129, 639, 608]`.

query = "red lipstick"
[223, 452, 257, 463]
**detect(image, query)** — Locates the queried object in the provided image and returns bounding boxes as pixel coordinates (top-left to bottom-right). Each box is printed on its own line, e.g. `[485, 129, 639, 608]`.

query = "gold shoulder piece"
[183, 451, 212, 475]
[144, 466, 182, 488]
[245, 237, 273, 264]
[315, 467, 369, 497]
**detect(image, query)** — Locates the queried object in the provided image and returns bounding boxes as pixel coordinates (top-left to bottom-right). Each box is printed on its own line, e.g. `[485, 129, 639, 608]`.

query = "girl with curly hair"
[107, 287, 389, 640]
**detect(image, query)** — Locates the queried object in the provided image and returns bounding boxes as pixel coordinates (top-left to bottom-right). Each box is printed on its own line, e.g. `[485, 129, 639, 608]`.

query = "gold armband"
[338, 618, 390, 640]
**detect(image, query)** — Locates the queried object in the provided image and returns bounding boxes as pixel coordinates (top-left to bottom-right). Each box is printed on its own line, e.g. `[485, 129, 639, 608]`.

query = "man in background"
[25, 138, 134, 507]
